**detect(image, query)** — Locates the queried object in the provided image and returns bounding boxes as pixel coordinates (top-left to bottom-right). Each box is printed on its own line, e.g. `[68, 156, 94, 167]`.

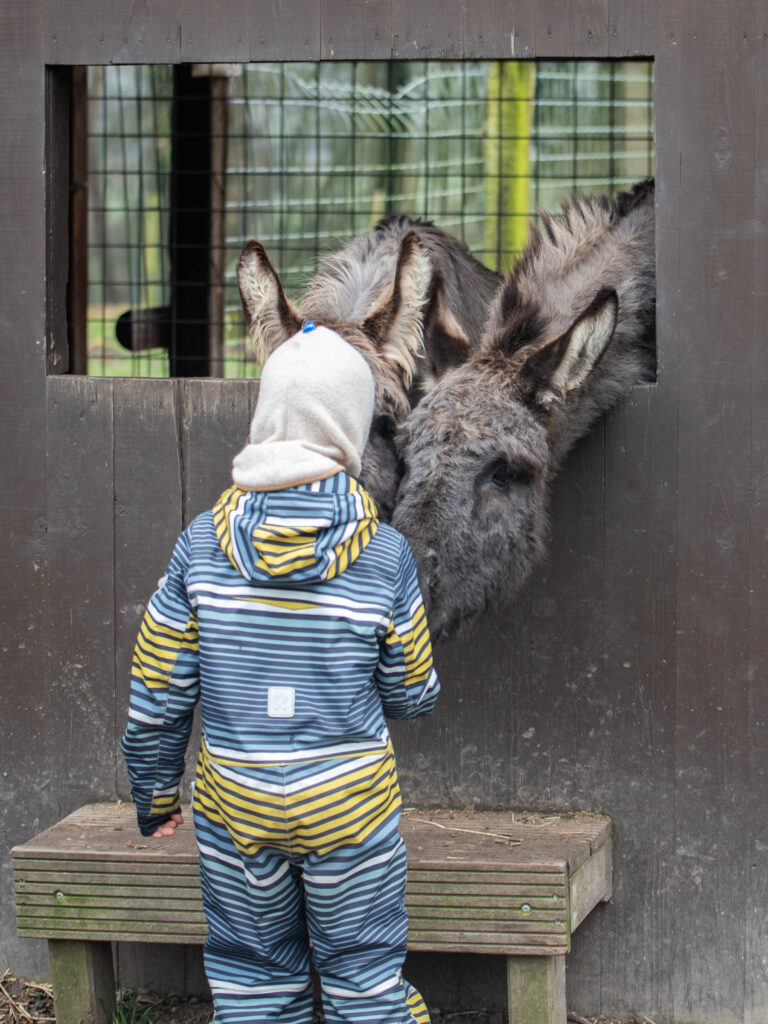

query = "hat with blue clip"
[232, 321, 376, 490]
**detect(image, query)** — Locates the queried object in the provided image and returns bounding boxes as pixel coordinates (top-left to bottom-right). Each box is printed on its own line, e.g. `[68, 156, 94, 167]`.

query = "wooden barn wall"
[1, 2, 766, 1022]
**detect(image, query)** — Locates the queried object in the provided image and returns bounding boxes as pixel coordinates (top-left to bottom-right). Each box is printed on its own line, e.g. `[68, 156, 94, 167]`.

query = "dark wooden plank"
[44, 0, 112, 63]
[180, 0, 250, 61]
[181, 379, 255, 523]
[113, 380, 183, 800]
[746, 6, 768, 1022]
[46, 378, 118, 815]
[110, 0, 181, 63]
[668, 5, 755, 1023]
[320, 0, 392, 59]
[248, 0, 321, 60]
[463, 0, 526, 59]
[391, 0, 465, 58]
[530, 0, 609, 58]
[0, 0, 50, 981]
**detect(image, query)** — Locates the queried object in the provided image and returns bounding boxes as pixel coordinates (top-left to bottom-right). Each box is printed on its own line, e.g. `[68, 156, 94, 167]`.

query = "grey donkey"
[393, 180, 656, 638]
[237, 216, 501, 520]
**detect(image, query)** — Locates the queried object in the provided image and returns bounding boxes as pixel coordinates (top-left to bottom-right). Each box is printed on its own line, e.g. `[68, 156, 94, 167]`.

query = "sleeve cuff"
[136, 810, 175, 837]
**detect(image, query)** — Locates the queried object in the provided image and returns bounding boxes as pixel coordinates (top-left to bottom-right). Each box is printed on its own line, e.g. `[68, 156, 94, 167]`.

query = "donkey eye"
[491, 464, 513, 487]
[487, 458, 535, 489]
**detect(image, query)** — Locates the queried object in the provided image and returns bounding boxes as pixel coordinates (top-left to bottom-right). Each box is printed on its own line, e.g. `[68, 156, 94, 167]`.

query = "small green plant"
[109, 988, 167, 1024]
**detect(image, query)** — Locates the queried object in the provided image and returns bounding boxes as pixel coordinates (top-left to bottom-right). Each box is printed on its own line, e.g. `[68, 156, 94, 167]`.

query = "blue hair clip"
[302, 321, 316, 333]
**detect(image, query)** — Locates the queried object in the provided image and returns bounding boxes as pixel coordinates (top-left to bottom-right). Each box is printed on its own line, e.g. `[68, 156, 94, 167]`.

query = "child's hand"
[152, 811, 184, 838]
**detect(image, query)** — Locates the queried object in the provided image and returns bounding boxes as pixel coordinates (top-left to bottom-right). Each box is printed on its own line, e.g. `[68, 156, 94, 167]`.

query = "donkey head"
[237, 231, 432, 519]
[393, 181, 655, 637]
[393, 287, 620, 639]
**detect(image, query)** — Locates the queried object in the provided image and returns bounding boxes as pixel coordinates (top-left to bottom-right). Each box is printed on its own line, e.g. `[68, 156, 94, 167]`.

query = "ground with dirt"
[0, 974, 655, 1024]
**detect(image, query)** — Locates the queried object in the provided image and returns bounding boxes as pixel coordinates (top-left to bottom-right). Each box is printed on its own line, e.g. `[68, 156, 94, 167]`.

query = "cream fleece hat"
[232, 323, 376, 491]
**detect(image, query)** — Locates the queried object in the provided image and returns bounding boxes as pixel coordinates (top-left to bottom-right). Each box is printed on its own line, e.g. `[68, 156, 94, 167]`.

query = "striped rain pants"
[192, 777, 429, 1023]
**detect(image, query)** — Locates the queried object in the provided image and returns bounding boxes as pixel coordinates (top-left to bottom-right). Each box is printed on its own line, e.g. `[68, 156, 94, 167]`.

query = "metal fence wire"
[82, 59, 654, 377]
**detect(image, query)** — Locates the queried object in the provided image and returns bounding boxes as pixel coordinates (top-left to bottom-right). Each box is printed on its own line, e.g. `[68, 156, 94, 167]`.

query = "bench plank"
[13, 805, 612, 1024]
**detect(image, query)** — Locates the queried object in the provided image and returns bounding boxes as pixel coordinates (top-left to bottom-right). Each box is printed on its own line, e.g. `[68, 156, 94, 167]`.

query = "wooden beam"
[507, 954, 566, 1024]
[48, 939, 115, 1024]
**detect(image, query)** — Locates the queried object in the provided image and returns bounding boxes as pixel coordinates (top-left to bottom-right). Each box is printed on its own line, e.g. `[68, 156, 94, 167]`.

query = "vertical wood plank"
[670, 5, 755, 1022]
[320, 0, 393, 60]
[180, 0, 250, 61]
[507, 955, 565, 1024]
[463, 1, 525, 59]
[181, 379, 255, 524]
[391, 0, 465, 58]
[113, 380, 183, 799]
[248, 0, 321, 61]
[746, 6, 768, 1023]
[45, 0, 112, 63]
[46, 378, 117, 814]
[49, 939, 115, 1024]
[110, 0, 181, 64]
[0, 0, 50, 980]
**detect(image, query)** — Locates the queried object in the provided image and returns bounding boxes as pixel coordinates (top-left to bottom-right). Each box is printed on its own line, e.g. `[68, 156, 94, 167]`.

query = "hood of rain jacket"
[211, 471, 379, 585]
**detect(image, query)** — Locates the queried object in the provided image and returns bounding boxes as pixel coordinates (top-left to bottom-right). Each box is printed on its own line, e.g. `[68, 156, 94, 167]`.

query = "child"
[121, 322, 440, 1024]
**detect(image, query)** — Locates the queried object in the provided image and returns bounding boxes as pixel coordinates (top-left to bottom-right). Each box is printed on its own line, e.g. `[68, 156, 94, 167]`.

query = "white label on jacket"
[267, 686, 295, 718]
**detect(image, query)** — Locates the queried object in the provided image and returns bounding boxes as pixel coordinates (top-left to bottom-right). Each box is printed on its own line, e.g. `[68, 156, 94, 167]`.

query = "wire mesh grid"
[82, 60, 653, 377]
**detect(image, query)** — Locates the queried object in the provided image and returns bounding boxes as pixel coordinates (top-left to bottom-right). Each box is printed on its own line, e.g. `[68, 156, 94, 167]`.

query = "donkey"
[237, 216, 501, 519]
[392, 180, 656, 638]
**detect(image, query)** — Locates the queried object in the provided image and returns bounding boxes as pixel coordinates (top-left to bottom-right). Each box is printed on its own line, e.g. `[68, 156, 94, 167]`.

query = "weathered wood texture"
[13, 806, 611, 954]
[0, 0, 52, 983]
[1, 2, 766, 1023]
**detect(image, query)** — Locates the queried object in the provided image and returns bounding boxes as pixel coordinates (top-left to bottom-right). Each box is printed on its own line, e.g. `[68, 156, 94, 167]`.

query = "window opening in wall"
[73, 59, 654, 378]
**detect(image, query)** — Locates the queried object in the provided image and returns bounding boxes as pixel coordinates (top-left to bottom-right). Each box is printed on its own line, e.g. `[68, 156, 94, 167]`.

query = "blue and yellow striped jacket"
[121, 471, 440, 848]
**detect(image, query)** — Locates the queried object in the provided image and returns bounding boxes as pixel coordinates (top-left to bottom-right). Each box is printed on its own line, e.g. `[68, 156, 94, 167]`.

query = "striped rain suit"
[122, 471, 440, 1024]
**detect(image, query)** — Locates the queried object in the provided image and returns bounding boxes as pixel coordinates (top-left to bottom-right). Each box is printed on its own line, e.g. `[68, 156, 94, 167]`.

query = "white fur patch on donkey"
[237, 241, 300, 365]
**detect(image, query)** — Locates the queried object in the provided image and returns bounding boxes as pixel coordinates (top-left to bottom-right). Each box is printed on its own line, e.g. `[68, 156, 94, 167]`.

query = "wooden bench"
[12, 804, 612, 1024]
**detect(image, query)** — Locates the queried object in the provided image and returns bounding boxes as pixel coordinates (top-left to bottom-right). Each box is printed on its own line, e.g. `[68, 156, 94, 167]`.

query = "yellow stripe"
[194, 740, 402, 857]
[150, 791, 180, 815]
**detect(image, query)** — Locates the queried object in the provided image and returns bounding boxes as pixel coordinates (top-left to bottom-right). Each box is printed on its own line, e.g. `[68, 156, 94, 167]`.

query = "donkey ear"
[420, 276, 472, 387]
[519, 288, 619, 407]
[237, 241, 302, 365]
[361, 230, 432, 388]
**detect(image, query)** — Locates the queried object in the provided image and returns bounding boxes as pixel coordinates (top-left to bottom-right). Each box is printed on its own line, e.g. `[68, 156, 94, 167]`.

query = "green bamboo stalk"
[484, 62, 536, 272]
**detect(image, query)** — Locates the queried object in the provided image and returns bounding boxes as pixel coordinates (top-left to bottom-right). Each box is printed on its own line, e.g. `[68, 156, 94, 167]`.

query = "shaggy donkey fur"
[237, 216, 501, 519]
[393, 180, 656, 638]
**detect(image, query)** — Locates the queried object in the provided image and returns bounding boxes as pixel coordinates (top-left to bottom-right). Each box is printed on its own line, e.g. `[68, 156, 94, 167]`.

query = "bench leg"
[506, 955, 566, 1024]
[48, 939, 116, 1024]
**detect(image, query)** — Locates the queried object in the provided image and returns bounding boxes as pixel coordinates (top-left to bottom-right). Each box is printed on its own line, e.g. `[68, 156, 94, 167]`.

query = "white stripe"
[210, 751, 385, 795]
[204, 733, 388, 764]
[128, 710, 164, 725]
[197, 840, 292, 889]
[146, 601, 189, 632]
[188, 580, 381, 613]
[191, 592, 383, 624]
[321, 975, 400, 999]
[416, 669, 439, 705]
[303, 847, 397, 885]
[263, 514, 332, 527]
[209, 980, 308, 996]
